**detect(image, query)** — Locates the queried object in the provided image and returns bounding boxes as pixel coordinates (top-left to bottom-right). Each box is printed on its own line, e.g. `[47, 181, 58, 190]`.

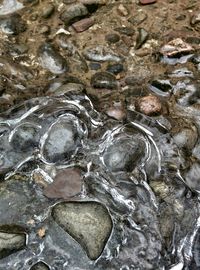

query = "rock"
[89, 62, 101, 70]
[135, 95, 162, 116]
[72, 17, 94, 32]
[105, 33, 120, 44]
[52, 201, 112, 260]
[160, 38, 194, 57]
[10, 123, 40, 152]
[0, 227, 26, 259]
[173, 126, 198, 152]
[38, 43, 69, 74]
[190, 12, 200, 30]
[49, 83, 85, 96]
[106, 63, 124, 74]
[139, 0, 157, 4]
[41, 3, 54, 18]
[91, 72, 117, 89]
[0, 14, 26, 35]
[115, 27, 135, 36]
[150, 79, 172, 96]
[128, 12, 148, 25]
[44, 168, 82, 199]
[105, 102, 126, 121]
[184, 162, 200, 191]
[60, 4, 88, 25]
[30, 261, 50, 270]
[103, 138, 145, 172]
[135, 28, 149, 49]
[83, 46, 123, 62]
[117, 4, 128, 16]
[42, 118, 81, 163]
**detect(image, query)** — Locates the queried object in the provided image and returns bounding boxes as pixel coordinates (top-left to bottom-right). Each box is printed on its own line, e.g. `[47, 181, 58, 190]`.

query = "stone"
[135, 28, 149, 49]
[41, 3, 54, 19]
[42, 118, 81, 163]
[60, 4, 88, 25]
[106, 63, 124, 75]
[115, 27, 135, 36]
[52, 201, 112, 260]
[91, 72, 117, 89]
[44, 168, 82, 199]
[72, 17, 94, 32]
[0, 14, 26, 35]
[160, 38, 194, 57]
[117, 4, 128, 16]
[10, 123, 40, 153]
[135, 95, 162, 116]
[38, 43, 69, 74]
[105, 33, 120, 44]
[0, 228, 26, 259]
[128, 12, 148, 25]
[103, 138, 145, 172]
[139, 0, 157, 4]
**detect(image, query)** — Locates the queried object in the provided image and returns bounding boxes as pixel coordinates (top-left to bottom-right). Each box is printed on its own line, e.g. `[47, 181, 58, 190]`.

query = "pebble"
[91, 71, 117, 89]
[38, 43, 69, 74]
[135, 95, 162, 116]
[135, 28, 149, 49]
[139, 0, 157, 5]
[115, 27, 135, 36]
[106, 63, 124, 74]
[41, 3, 54, 19]
[60, 3, 88, 25]
[0, 229, 26, 259]
[128, 12, 148, 25]
[0, 14, 26, 35]
[72, 17, 94, 32]
[117, 4, 129, 16]
[105, 33, 120, 43]
[44, 168, 82, 199]
[52, 201, 112, 260]
[49, 83, 85, 96]
[83, 46, 123, 62]
[160, 38, 194, 57]
[89, 62, 101, 70]
[106, 102, 126, 121]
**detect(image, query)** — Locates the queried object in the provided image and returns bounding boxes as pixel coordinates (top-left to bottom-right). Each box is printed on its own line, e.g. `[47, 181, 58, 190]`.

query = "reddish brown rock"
[43, 168, 82, 199]
[135, 95, 162, 116]
[139, 0, 157, 5]
[72, 18, 94, 32]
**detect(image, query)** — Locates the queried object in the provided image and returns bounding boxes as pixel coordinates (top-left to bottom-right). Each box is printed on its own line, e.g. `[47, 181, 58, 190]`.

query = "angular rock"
[44, 168, 82, 199]
[52, 201, 112, 260]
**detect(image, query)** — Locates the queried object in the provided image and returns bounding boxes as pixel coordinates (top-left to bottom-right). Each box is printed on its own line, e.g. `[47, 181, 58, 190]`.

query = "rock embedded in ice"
[42, 118, 81, 163]
[103, 138, 145, 172]
[52, 201, 112, 260]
